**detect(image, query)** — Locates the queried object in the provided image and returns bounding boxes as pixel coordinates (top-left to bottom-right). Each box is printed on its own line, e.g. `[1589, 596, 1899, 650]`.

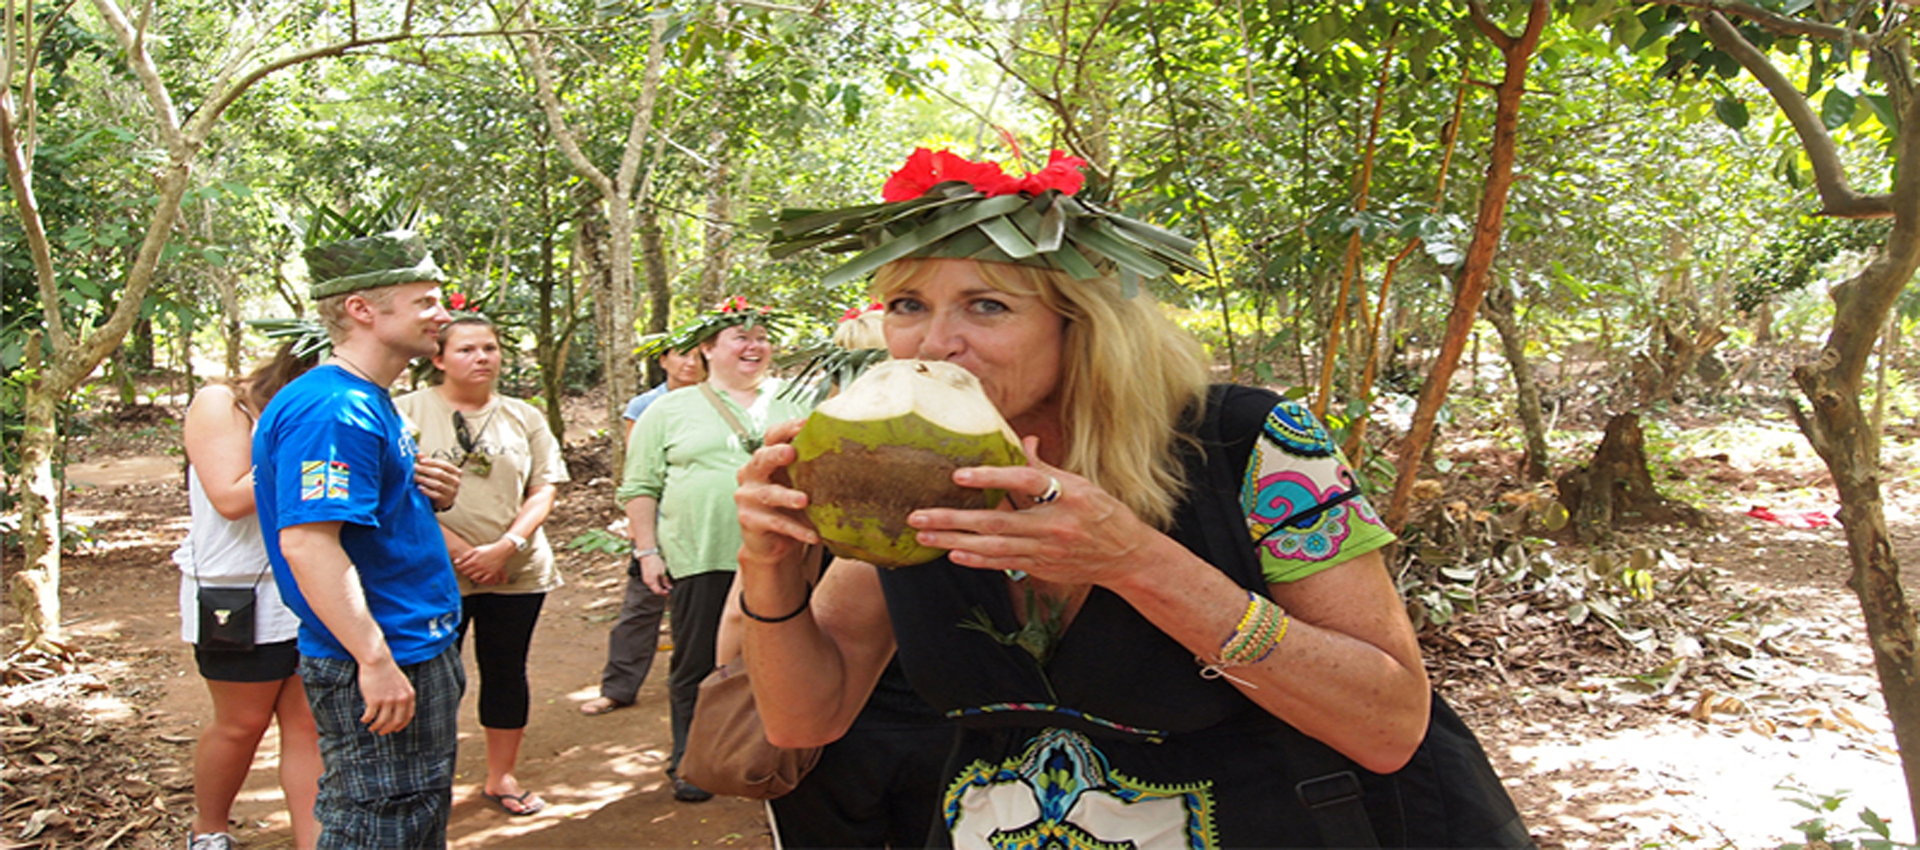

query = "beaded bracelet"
[1198, 591, 1291, 686]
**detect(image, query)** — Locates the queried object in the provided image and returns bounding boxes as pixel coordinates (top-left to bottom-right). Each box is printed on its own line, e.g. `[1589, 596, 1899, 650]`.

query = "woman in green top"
[617, 299, 809, 802]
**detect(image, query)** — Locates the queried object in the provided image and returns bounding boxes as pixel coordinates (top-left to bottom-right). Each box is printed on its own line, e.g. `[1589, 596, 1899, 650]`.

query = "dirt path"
[55, 463, 773, 850]
[27, 420, 1919, 849]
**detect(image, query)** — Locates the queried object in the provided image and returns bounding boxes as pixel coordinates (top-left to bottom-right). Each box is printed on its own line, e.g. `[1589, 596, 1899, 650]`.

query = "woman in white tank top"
[177, 343, 322, 850]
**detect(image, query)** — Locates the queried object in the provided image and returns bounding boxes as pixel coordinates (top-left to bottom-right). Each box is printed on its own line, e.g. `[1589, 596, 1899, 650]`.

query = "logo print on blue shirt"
[299, 460, 352, 501]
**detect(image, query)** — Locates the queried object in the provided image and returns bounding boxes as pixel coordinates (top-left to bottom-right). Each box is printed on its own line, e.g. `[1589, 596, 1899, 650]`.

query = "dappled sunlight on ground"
[1512, 720, 1905, 848]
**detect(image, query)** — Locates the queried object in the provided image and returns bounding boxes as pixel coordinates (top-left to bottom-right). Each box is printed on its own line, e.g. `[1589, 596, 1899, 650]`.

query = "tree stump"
[1555, 412, 1704, 542]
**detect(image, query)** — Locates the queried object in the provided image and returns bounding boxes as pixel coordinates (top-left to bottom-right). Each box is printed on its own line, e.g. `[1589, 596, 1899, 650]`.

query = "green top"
[617, 380, 812, 580]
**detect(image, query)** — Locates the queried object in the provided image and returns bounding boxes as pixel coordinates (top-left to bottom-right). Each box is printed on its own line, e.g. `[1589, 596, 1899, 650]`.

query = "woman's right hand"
[735, 417, 820, 575]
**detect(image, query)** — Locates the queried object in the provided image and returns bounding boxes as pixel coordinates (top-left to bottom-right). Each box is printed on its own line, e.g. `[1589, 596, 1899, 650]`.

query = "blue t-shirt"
[622, 383, 666, 422]
[252, 364, 462, 665]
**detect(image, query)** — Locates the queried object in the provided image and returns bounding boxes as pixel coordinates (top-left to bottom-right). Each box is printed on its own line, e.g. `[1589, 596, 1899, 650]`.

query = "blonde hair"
[314, 286, 398, 344]
[872, 259, 1209, 529]
[832, 308, 886, 350]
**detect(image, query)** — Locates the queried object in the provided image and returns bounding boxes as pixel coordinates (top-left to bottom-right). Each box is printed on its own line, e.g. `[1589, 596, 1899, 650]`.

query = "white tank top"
[175, 465, 300, 644]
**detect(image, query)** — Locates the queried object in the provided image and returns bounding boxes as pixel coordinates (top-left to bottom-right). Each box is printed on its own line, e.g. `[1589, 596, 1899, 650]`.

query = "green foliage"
[567, 528, 631, 556]
[1737, 217, 1890, 312]
[1777, 782, 1914, 849]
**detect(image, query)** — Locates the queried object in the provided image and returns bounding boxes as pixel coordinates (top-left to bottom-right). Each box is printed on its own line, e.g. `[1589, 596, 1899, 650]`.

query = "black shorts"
[195, 638, 300, 683]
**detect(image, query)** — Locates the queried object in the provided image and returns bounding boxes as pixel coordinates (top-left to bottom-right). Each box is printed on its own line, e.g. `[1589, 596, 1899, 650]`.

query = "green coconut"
[790, 359, 1024, 568]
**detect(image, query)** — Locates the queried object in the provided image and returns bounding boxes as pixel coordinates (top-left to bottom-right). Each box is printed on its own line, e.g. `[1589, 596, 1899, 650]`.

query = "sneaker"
[671, 775, 713, 803]
[188, 834, 235, 850]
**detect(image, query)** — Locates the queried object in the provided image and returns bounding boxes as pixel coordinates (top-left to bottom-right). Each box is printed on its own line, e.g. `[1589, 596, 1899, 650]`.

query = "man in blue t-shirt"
[253, 228, 466, 849]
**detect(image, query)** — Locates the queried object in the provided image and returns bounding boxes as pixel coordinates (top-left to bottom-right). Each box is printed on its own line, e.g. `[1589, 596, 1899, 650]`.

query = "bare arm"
[908, 439, 1430, 773]
[280, 522, 417, 735]
[734, 417, 898, 748]
[182, 385, 255, 521]
[624, 494, 670, 595]
[1107, 544, 1429, 772]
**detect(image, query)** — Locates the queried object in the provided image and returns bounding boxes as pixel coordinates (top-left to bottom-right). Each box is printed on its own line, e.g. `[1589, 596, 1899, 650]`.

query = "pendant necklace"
[333, 352, 378, 383]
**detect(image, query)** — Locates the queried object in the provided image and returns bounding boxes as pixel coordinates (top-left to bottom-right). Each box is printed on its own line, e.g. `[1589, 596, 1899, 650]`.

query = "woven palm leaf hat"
[301, 199, 445, 300]
[635, 295, 796, 359]
[759, 147, 1208, 296]
[304, 230, 445, 299]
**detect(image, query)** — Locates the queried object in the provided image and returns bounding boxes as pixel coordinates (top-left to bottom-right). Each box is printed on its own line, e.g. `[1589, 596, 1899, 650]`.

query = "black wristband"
[739, 582, 813, 624]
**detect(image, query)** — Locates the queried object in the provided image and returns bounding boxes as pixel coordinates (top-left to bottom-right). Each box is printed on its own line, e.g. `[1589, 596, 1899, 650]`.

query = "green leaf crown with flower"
[758, 147, 1207, 296]
[636, 295, 795, 358]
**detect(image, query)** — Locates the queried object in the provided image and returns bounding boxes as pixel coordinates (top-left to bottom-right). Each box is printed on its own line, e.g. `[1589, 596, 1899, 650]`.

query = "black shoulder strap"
[1193, 385, 1386, 847]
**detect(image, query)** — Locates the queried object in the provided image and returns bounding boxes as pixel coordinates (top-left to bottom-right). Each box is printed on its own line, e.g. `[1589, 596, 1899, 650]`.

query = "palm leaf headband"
[249, 317, 333, 360]
[635, 296, 794, 358]
[759, 148, 1207, 296]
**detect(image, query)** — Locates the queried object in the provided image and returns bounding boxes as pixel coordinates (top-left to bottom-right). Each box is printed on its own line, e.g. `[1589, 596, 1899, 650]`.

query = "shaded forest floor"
[5, 379, 1919, 849]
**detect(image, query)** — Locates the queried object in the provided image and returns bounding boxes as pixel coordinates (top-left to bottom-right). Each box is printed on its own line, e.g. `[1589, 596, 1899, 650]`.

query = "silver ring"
[1032, 476, 1062, 505]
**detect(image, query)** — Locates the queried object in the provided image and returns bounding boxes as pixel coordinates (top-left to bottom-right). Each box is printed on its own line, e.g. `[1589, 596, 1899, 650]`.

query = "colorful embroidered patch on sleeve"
[1241, 400, 1394, 584]
[299, 459, 351, 502]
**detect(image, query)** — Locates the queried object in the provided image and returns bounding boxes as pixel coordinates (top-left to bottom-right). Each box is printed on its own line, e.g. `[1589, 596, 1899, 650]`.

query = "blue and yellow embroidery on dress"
[1261, 401, 1336, 458]
[945, 727, 1217, 850]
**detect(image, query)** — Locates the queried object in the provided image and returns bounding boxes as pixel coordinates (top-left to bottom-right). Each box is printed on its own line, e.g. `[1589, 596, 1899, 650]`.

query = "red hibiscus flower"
[718, 295, 751, 312]
[882, 147, 1085, 202]
[1014, 149, 1088, 196]
[839, 302, 883, 322]
[446, 292, 468, 311]
[882, 148, 1019, 201]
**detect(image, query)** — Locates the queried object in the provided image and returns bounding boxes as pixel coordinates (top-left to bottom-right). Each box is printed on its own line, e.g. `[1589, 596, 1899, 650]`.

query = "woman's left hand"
[453, 540, 512, 585]
[906, 436, 1159, 587]
[415, 457, 461, 511]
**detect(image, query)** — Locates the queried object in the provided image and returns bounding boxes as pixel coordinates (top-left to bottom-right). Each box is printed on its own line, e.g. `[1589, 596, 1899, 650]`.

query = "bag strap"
[698, 382, 763, 452]
[188, 480, 270, 594]
[192, 388, 271, 593]
[1196, 385, 1383, 848]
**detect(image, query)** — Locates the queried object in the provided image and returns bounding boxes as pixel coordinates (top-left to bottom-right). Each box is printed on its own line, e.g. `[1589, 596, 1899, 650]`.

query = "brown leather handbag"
[678, 657, 823, 800]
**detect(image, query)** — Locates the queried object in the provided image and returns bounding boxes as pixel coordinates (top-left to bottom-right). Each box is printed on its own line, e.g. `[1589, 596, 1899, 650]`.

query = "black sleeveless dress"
[876, 385, 1420, 848]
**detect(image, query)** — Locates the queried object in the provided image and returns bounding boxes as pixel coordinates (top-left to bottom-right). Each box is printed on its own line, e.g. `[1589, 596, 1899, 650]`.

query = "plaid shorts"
[301, 645, 465, 850]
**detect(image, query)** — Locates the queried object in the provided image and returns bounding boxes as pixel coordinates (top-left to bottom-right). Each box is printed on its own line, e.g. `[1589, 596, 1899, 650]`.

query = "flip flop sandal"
[481, 790, 547, 816]
[579, 697, 630, 716]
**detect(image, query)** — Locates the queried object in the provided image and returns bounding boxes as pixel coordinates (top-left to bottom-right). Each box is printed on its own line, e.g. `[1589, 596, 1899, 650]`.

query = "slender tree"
[1383, 0, 1550, 529]
[0, 0, 448, 655]
[1640, 3, 1920, 826]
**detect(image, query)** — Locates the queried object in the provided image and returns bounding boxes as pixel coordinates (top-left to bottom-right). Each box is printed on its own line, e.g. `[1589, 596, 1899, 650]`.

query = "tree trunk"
[533, 156, 568, 441]
[219, 267, 243, 377]
[1313, 42, 1395, 420]
[10, 345, 64, 652]
[515, 5, 664, 471]
[1482, 283, 1550, 481]
[1639, 318, 1729, 404]
[2, 0, 428, 656]
[694, 18, 737, 307]
[1790, 257, 1920, 832]
[603, 196, 641, 465]
[1684, 7, 1920, 826]
[1753, 299, 1776, 344]
[1383, 0, 1549, 530]
[695, 135, 734, 307]
[1554, 412, 1703, 543]
[639, 203, 672, 341]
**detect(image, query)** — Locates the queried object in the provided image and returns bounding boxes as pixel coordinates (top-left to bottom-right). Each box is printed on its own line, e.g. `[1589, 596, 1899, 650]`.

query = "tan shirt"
[395, 388, 570, 595]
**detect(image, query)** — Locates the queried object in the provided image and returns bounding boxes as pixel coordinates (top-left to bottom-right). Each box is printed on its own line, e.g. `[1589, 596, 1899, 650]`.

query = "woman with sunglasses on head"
[396, 313, 570, 817]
